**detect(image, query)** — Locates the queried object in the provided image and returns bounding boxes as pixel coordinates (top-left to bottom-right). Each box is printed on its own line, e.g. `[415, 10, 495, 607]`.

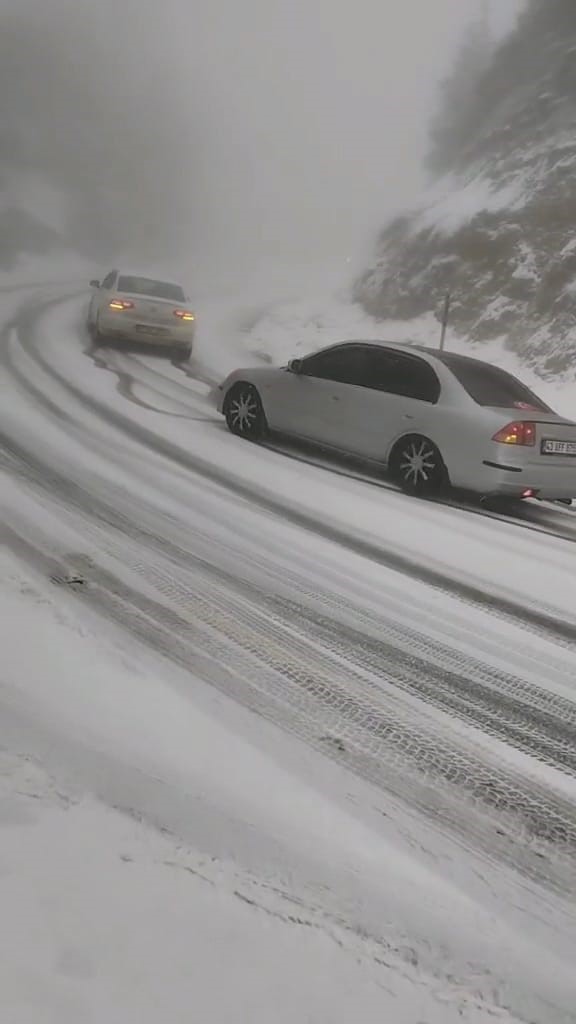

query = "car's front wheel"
[224, 383, 267, 440]
[91, 316, 104, 346]
[389, 434, 448, 497]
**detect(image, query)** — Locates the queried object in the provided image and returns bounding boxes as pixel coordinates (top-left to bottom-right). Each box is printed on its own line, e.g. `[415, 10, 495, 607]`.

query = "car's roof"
[409, 344, 512, 374]
[115, 270, 184, 286]
[320, 339, 507, 374]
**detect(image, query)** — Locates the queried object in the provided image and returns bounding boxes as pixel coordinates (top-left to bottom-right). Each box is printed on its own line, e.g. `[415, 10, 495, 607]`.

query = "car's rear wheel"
[224, 383, 267, 440]
[389, 434, 448, 497]
[174, 344, 192, 361]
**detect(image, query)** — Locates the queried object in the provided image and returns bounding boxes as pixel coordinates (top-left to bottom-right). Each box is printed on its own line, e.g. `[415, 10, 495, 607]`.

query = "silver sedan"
[218, 340, 576, 501]
[87, 270, 196, 357]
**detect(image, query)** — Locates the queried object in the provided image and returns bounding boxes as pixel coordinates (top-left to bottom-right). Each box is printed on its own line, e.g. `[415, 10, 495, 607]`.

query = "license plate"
[136, 325, 164, 335]
[541, 439, 576, 456]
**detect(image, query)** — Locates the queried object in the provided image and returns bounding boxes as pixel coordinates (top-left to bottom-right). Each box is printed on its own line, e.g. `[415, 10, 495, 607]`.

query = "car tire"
[388, 434, 449, 497]
[175, 344, 192, 361]
[91, 316, 104, 346]
[224, 383, 267, 440]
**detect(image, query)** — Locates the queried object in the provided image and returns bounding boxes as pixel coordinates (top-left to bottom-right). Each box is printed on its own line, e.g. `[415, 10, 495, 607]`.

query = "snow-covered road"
[2, 284, 576, 1023]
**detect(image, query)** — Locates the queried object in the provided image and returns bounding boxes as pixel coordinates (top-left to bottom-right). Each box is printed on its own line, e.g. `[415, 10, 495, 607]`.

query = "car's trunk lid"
[120, 293, 179, 325]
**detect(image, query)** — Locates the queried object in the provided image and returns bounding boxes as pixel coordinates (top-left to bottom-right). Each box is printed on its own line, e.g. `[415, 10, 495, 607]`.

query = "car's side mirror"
[90, 279, 100, 288]
[287, 358, 304, 374]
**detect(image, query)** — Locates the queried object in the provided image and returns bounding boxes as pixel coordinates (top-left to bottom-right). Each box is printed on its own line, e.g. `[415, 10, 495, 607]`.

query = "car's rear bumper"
[476, 459, 576, 500]
[97, 315, 194, 348]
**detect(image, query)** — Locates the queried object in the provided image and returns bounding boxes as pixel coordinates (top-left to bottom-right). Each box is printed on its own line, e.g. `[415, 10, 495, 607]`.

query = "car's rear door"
[93, 270, 117, 319]
[329, 347, 441, 461]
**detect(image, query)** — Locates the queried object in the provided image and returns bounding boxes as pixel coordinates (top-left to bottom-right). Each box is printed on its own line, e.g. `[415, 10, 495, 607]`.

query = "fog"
[1, 0, 523, 292]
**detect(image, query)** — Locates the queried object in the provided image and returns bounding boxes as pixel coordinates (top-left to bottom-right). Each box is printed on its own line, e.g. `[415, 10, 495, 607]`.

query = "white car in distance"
[87, 270, 196, 358]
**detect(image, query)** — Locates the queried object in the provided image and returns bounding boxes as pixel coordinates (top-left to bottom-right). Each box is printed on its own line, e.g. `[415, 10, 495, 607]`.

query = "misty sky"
[3, 0, 524, 291]
[188, 0, 524, 287]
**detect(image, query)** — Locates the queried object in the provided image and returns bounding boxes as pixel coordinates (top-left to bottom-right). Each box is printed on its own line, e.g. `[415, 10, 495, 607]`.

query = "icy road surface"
[1, 284, 576, 1023]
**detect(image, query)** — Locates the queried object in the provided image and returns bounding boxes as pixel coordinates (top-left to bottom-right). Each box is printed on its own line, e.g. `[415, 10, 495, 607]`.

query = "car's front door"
[266, 345, 370, 447]
[91, 270, 117, 323]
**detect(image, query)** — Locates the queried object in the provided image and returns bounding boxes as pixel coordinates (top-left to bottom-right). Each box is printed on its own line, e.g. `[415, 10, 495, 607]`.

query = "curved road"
[2, 286, 576, 1020]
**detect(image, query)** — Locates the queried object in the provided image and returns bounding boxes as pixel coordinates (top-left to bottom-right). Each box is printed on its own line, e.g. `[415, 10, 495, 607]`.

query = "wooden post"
[439, 291, 451, 351]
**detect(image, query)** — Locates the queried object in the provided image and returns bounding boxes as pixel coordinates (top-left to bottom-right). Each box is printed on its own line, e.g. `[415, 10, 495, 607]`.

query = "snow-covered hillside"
[356, 0, 576, 376]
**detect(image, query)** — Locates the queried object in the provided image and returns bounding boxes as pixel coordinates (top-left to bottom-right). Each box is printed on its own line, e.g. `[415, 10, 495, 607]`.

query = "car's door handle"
[403, 413, 414, 420]
[331, 395, 340, 402]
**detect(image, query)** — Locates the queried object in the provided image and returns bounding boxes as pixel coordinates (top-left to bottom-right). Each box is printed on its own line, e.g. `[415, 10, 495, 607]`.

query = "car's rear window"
[439, 354, 551, 411]
[117, 276, 185, 302]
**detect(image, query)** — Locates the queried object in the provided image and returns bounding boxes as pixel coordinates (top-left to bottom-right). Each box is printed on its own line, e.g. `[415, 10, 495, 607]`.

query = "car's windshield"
[116, 276, 186, 302]
[439, 353, 552, 412]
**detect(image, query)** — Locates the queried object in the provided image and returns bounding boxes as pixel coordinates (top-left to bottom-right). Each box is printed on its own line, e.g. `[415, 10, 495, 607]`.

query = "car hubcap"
[399, 441, 437, 486]
[229, 390, 258, 431]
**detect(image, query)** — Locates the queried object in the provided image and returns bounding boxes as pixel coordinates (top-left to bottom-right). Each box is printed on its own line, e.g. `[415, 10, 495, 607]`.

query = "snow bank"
[0, 554, 535, 1024]
[2, 747, 531, 1024]
[0, 752, 429, 1024]
[242, 293, 576, 419]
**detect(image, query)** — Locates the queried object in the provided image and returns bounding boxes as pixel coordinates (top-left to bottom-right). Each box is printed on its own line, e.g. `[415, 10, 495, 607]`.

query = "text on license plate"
[136, 325, 165, 335]
[541, 439, 576, 456]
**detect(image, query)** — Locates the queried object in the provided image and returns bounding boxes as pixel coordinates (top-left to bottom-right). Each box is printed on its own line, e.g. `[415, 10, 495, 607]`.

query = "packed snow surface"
[1, 271, 576, 1024]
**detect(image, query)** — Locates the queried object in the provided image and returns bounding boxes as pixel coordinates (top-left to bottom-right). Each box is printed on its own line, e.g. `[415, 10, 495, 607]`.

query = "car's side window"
[363, 350, 440, 404]
[101, 271, 116, 290]
[301, 347, 367, 386]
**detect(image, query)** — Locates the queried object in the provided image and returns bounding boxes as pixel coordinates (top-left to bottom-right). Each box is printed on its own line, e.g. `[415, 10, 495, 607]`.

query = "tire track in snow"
[8, 429, 575, 784]
[7, 295, 576, 648]
[2, 290, 576, 897]
[2, 361, 576, 785]
[2, 418, 576, 749]
[2, 499, 576, 898]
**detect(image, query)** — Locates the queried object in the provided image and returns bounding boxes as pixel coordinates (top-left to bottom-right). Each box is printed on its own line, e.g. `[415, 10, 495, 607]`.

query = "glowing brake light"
[109, 299, 134, 311]
[173, 309, 195, 321]
[492, 421, 536, 446]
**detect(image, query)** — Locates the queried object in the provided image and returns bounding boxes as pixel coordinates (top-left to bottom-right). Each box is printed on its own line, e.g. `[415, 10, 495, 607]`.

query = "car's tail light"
[109, 299, 134, 311]
[492, 421, 536, 446]
[173, 309, 195, 321]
